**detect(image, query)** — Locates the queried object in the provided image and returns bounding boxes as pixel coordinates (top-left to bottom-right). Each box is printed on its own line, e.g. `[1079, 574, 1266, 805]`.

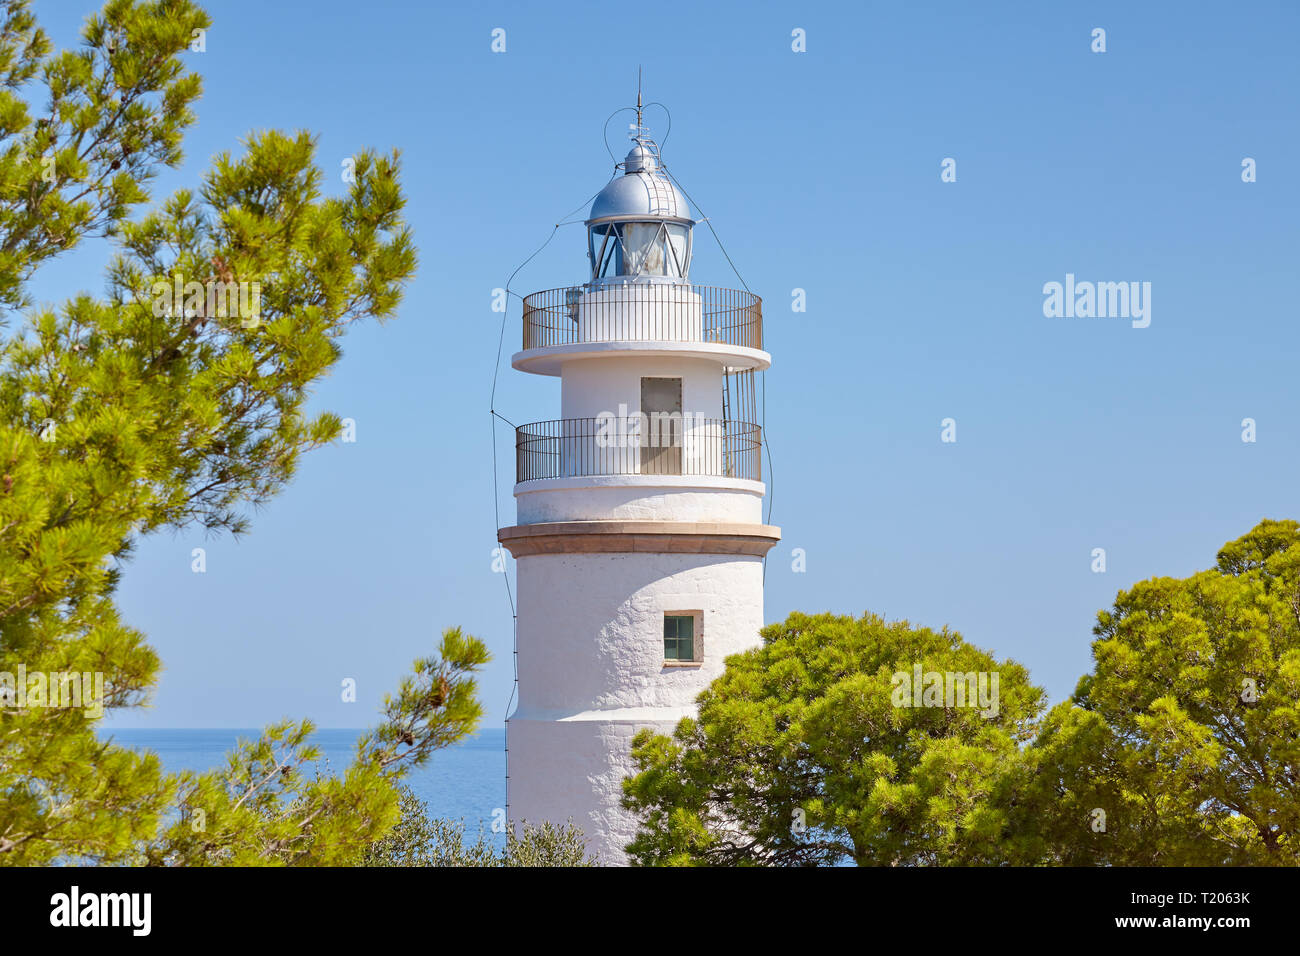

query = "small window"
[663, 614, 695, 662]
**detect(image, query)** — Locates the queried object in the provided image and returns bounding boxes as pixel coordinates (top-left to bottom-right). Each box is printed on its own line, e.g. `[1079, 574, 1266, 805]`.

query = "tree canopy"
[1017, 519, 1300, 865]
[622, 611, 1044, 865]
[624, 520, 1300, 866]
[0, 0, 482, 866]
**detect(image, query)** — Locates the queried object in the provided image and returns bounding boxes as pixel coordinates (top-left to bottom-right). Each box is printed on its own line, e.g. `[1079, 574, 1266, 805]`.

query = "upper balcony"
[512, 283, 769, 376]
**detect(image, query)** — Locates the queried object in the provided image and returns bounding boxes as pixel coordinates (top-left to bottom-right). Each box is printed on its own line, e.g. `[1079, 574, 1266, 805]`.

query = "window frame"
[662, 611, 703, 665]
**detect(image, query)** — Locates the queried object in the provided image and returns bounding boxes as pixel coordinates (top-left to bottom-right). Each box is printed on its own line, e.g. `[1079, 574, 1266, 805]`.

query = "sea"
[104, 726, 508, 845]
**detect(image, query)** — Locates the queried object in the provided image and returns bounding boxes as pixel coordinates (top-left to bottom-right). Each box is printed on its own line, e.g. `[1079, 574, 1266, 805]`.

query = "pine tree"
[1014, 520, 1300, 865]
[0, 0, 482, 866]
[622, 612, 1045, 866]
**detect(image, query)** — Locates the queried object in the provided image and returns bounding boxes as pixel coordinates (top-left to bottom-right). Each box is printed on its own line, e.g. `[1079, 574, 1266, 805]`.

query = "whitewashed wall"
[507, 551, 765, 864]
[560, 355, 723, 421]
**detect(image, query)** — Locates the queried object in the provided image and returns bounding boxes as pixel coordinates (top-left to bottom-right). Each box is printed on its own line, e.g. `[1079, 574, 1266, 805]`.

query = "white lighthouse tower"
[498, 98, 779, 865]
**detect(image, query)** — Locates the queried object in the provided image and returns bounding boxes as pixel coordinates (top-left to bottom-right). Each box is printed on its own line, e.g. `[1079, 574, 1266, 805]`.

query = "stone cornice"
[497, 520, 782, 557]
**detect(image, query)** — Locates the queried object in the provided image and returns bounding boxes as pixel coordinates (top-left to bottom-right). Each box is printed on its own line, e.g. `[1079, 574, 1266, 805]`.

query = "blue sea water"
[105, 727, 507, 843]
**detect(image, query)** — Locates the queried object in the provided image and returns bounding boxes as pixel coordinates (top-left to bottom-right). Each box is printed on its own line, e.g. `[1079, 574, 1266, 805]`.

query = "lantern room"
[587, 141, 693, 283]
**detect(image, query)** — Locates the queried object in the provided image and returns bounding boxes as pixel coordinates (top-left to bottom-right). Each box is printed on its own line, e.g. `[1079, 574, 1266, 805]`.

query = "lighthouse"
[498, 99, 779, 864]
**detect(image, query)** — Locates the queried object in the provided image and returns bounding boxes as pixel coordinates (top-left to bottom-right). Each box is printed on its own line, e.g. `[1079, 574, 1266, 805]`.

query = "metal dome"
[588, 143, 691, 222]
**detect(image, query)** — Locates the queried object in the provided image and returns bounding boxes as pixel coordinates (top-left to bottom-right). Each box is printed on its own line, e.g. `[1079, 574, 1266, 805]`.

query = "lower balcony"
[516, 416, 762, 484]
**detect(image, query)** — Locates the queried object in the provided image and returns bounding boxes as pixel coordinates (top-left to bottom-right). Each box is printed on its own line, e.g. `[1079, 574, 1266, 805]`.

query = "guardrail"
[521, 284, 762, 351]
[516, 416, 762, 482]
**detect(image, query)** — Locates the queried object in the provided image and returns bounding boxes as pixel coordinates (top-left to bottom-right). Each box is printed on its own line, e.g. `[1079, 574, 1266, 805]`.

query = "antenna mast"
[636, 66, 643, 130]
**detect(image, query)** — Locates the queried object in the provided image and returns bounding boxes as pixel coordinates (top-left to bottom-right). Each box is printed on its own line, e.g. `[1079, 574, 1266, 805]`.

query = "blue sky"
[27, 0, 1297, 728]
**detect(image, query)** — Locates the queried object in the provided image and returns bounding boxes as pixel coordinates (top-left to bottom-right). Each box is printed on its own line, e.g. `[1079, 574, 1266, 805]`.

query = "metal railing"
[516, 417, 762, 483]
[521, 284, 762, 351]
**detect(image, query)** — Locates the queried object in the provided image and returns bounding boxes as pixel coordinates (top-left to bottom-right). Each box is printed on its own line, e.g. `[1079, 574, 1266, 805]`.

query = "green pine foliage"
[622, 612, 1044, 866]
[1014, 519, 1300, 865]
[624, 521, 1300, 866]
[0, 0, 484, 866]
[0, 0, 205, 312]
